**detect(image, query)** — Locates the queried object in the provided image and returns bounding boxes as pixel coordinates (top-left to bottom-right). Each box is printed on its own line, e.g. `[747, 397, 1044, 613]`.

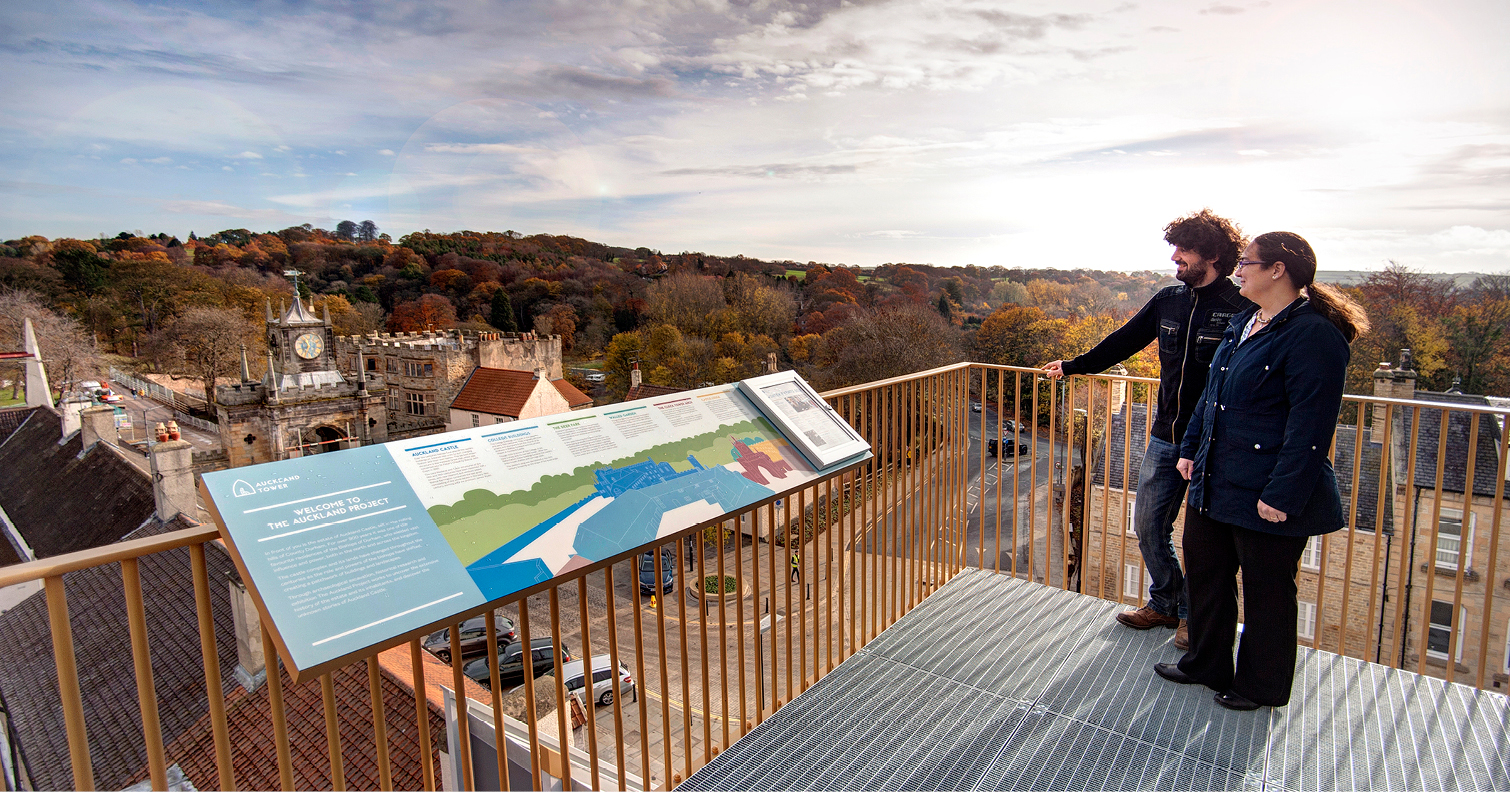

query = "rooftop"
[686, 568, 1510, 791]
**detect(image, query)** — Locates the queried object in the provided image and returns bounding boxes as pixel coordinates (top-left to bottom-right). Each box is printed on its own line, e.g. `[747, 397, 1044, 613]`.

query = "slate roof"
[625, 382, 686, 402]
[150, 647, 452, 791]
[450, 367, 590, 417]
[0, 406, 158, 561]
[1332, 425, 1394, 534]
[0, 406, 31, 443]
[1393, 391, 1509, 499]
[0, 516, 239, 792]
[1090, 402, 1150, 491]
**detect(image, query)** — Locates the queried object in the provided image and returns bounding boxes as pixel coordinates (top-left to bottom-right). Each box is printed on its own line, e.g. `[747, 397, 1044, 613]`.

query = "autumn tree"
[51, 242, 109, 296]
[534, 303, 577, 350]
[0, 288, 101, 399]
[811, 303, 962, 390]
[387, 294, 457, 332]
[646, 271, 725, 336]
[489, 288, 517, 332]
[149, 306, 258, 401]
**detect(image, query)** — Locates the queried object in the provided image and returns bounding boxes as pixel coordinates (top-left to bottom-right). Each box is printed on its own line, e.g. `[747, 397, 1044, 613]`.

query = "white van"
[561, 654, 635, 706]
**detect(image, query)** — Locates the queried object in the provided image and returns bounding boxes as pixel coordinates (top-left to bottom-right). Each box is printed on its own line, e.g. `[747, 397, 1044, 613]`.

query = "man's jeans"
[1135, 436, 1190, 619]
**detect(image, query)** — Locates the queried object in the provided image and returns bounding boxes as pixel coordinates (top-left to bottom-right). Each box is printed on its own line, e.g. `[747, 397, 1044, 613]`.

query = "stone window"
[1125, 495, 1137, 538]
[1428, 600, 1464, 662]
[387, 358, 399, 374]
[1300, 536, 1323, 571]
[1297, 600, 1316, 640]
[1122, 563, 1151, 604]
[365, 356, 378, 372]
[405, 392, 434, 416]
[405, 361, 435, 377]
[1436, 509, 1473, 571]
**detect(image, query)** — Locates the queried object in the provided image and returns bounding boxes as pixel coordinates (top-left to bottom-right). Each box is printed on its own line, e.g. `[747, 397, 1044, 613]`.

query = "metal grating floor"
[682, 568, 1510, 791]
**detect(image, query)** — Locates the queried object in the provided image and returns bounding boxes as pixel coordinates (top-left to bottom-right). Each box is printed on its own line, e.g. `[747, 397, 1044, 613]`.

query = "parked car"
[423, 613, 519, 663]
[560, 654, 636, 706]
[970, 401, 982, 413]
[586, 371, 606, 383]
[986, 439, 1030, 458]
[638, 546, 676, 595]
[462, 637, 573, 690]
[78, 380, 102, 392]
[95, 389, 123, 404]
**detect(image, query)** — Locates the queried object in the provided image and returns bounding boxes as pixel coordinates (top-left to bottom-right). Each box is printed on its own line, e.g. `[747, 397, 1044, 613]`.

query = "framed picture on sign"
[737, 371, 869, 469]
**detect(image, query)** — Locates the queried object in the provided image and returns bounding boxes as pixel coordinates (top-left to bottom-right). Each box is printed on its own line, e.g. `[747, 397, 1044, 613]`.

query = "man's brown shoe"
[1174, 619, 1190, 650]
[1116, 605, 1180, 630]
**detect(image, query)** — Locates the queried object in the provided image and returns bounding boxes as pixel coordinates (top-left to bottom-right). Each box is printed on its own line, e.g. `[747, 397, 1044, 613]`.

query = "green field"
[429, 416, 788, 564]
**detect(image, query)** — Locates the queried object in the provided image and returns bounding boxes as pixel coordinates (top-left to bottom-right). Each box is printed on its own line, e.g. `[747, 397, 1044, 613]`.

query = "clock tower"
[213, 275, 388, 467]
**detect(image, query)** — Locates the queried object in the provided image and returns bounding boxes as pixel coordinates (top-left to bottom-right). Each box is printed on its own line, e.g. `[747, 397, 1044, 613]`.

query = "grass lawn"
[784, 269, 806, 279]
[0, 393, 23, 408]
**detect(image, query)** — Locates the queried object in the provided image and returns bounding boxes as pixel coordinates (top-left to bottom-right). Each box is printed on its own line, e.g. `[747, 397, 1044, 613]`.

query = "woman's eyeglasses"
[1235, 260, 1266, 270]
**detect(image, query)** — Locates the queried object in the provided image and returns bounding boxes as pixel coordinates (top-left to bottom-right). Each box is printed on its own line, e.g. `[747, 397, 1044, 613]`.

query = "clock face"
[294, 333, 324, 360]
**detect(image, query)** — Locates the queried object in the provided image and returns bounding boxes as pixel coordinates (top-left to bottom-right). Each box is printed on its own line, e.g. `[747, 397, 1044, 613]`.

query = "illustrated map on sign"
[388, 385, 826, 601]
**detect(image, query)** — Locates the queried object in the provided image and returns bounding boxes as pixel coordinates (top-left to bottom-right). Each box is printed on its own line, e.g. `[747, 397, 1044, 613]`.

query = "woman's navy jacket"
[1178, 298, 1349, 537]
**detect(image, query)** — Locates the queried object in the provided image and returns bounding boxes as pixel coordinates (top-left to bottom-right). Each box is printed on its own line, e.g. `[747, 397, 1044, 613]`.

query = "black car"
[462, 637, 573, 690]
[986, 439, 1030, 458]
[422, 613, 519, 663]
[638, 546, 675, 595]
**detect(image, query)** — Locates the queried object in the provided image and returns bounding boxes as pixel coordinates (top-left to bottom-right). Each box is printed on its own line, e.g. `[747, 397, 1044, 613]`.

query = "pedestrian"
[1043, 209, 1250, 650]
[1155, 231, 1368, 711]
[790, 550, 801, 583]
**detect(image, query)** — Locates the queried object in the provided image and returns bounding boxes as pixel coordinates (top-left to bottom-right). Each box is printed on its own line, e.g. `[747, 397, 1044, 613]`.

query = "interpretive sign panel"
[200, 376, 868, 678]
[738, 371, 869, 469]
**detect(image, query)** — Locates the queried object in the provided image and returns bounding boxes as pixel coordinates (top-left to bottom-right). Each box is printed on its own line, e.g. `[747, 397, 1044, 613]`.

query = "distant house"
[446, 366, 593, 431]
[624, 364, 686, 402]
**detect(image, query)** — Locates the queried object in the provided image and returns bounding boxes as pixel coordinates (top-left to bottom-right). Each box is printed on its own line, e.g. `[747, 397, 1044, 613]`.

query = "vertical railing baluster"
[653, 542, 673, 789]
[122, 558, 167, 791]
[1444, 413, 1479, 684]
[1475, 416, 1509, 688]
[1390, 407, 1421, 667]
[519, 600, 543, 791]
[604, 565, 627, 790]
[45, 575, 93, 791]
[189, 544, 234, 790]
[697, 530, 712, 760]
[577, 578, 600, 790]
[485, 616, 510, 791]
[548, 588, 572, 791]
[265, 631, 295, 791]
[717, 518, 731, 748]
[321, 674, 346, 791]
[448, 625, 473, 791]
[629, 556, 651, 787]
[1365, 405, 1394, 664]
[1416, 409, 1451, 676]
[408, 639, 436, 791]
[367, 655, 393, 791]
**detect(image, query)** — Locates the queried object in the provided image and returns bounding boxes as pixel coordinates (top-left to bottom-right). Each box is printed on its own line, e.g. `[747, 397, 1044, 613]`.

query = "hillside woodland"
[1, 225, 1506, 406]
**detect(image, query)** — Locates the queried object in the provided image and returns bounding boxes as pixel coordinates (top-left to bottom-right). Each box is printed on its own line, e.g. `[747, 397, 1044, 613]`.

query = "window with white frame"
[405, 392, 433, 416]
[471, 413, 480, 427]
[1300, 536, 1323, 571]
[1435, 509, 1473, 571]
[1427, 600, 1465, 662]
[1125, 495, 1138, 538]
[1297, 600, 1317, 640]
[1123, 563, 1152, 602]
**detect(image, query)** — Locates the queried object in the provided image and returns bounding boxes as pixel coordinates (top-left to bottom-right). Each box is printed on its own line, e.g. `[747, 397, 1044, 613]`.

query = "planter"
[686, 574, 748, 608]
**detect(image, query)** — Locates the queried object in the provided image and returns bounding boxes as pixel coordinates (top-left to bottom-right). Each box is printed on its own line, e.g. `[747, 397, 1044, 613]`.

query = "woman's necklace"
[1253, 310, 1273, 325]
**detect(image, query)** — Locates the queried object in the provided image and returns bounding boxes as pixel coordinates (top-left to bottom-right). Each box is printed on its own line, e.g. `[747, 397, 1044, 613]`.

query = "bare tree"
[812, 302, 962, 390]
[149, 306, 258, 403]
[0, 288, 100, 400]
[646, 271, 726, 336]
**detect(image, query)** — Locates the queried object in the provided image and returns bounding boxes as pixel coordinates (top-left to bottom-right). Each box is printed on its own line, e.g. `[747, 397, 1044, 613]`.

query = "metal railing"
[108, 368, 217, 432]
[0, 362, 1504, 790]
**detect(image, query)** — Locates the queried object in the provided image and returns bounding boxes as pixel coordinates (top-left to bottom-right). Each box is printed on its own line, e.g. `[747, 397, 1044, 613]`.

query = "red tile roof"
[552, 377, 593, 409]
[451, 368, 590, 417]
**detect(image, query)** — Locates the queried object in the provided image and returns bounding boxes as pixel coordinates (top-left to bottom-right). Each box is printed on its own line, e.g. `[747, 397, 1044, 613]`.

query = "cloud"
[1199, 5, 1246, 14]
[661, 162, 866, 179]
[232, 151, 263, 159]
[145, 156, 172, 164]
[476, 65, 679, 101]
[378, 149, 396, 156]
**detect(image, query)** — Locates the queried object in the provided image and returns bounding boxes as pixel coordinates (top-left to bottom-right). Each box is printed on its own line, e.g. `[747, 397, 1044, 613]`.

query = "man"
[1043, 209, 1250, 650]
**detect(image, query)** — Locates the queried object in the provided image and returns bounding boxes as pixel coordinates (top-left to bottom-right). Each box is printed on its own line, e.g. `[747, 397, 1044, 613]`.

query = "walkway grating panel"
[681, 568, 1510, 791]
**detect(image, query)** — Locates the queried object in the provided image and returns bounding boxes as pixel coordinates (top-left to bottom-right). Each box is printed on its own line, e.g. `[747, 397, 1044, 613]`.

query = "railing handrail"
[0, 522, 221, 588]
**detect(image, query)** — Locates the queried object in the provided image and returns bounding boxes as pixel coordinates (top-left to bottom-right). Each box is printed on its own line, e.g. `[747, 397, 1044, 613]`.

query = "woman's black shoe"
[1214, 690, 1261, 711]
[1153, 662, 1197, 685]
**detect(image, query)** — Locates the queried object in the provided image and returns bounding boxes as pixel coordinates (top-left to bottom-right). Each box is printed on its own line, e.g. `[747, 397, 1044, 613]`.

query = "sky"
[1, 0, 1507, 273]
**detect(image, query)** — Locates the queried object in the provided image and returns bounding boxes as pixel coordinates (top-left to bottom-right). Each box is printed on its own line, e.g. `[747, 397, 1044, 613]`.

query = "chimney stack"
[79, 404, 118, 451]
[59, 397, 88, 441]
[149, 432, 196, 522]
[630, 362, 641, 390]
[1370, 348, 1417, 443]
[534, 365, 547, 380]
[228, 578, 266, 691]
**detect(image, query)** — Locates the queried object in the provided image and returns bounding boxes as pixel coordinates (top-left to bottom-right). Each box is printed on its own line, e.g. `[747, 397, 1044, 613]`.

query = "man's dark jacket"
[1178, 299, 1349, 537]
[1061, 279, 1251, 443]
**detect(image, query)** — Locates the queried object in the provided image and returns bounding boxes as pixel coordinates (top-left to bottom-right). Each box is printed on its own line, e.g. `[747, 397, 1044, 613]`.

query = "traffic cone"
[649, 595, 657, 609]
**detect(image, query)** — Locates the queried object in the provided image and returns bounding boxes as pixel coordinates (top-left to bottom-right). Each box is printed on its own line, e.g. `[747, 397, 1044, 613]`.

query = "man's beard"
[1176, 260, 1210, 286]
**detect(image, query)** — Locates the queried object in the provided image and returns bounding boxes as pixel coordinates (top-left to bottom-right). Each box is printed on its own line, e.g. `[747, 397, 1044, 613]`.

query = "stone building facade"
[331, 330, 563, 439]
[214, 297, 388, 467]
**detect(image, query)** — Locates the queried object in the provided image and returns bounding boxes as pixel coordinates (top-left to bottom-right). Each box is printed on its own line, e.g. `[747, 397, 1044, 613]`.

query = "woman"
[1154, 231, 1369, 710]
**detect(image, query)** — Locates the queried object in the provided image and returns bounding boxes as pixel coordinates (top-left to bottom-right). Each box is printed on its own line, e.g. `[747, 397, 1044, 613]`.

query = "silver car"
[560, 654, 635, 706]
